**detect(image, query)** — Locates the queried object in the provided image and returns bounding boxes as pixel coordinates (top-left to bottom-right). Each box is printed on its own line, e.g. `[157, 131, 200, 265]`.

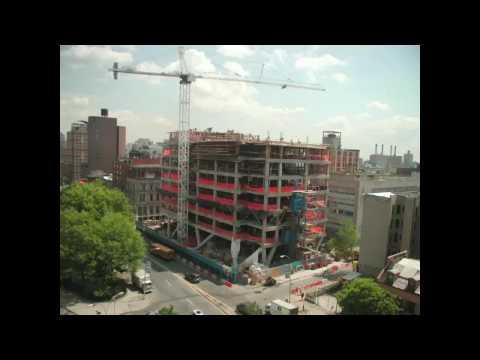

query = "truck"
[265, 299, 299, 315]
[132, 269, 153, 294]
[150, 243, 176, 261]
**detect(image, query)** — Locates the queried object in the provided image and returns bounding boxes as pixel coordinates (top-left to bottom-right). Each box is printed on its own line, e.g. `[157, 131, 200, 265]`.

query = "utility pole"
[280, 255, 293, 303]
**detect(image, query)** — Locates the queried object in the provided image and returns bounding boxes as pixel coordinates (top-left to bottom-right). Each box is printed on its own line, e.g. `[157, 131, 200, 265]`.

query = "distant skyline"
[60, 45, 420, 161]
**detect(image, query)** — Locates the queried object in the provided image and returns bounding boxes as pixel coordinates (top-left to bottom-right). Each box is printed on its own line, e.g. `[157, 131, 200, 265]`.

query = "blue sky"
[60, 45, 420, 161]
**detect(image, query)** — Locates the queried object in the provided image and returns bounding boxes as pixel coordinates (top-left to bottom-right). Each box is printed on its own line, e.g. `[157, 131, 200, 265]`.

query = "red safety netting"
[215, 211, 234, 222]
[215, 228, 234, 237]
[161, 184, 178, 193]
[197, 221, 213, 230]
[216, 182, 236, 190]
[198, 207, 214, 216]
[216, 197, 235, 206]
[309, 226, 326, 234]
[198, 193, 215, 201]
[305, 210, 326, 221]
[198, 178, 215, 186]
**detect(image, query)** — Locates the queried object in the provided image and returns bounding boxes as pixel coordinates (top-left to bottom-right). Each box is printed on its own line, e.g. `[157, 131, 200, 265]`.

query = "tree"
[237, 302, 263, 315]
[327, 219, 358, 261]
[61, 180, 134, 222]
[60, 181, 145, 299]
[157, 305, 177, 315]
[129, 148, 150, 159]
[336, 278, 400, 315]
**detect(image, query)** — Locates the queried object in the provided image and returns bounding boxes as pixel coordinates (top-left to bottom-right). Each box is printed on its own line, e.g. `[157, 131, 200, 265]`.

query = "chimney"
[381, 144, 384, 155]
[390, 145, 392, 157]
[375, 144, 378, 154]
[101, 108, 108, 117]
[394, 145, 397, 156]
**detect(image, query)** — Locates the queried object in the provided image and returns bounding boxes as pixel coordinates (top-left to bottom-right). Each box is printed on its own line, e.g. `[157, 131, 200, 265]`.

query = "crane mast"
[109, 46, 325, 246]
[177, 76, 191, 244]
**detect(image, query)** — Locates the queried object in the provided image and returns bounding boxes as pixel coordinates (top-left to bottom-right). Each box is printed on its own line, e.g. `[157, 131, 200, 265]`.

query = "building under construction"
[146, 129, 330, 276]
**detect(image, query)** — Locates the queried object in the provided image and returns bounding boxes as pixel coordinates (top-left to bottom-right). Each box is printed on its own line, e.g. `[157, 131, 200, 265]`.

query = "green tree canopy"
[237, 302, 263, 315]
[336, 278, 400, 315]
[157, 305, 177, 315]
[60, 181, 145, 299]
[327, 219, 358, 260]
[61, 180, 133, 221]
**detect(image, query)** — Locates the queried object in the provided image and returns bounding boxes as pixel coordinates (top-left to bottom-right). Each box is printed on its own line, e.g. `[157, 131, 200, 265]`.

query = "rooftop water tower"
[322, 131, 342, 150]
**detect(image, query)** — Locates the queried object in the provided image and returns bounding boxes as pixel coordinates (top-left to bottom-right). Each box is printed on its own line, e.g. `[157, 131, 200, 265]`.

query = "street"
[196, 273, 336, 315]
[127, 254, 225, 315]
[143, 252, 338, 315]
[61, 251, 339, 315]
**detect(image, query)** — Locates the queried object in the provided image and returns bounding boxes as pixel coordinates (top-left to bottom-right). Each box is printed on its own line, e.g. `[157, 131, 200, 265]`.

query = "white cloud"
[295, 54, 346, 72]
[167, 49, 308, 137]
[273, 49, 288, 64]
[60, 97, 95, 135]
[293, 53, 347, 83]
[134, 49, 216, 84]
[223, 61, 250, 77]
[116, 45, 137, 51]
[332, 72, 349, 83]
[109, 110, 176, 142]
[217, 45, 255, 59]
[60, 96, 90, 106]
[60, 45, 134, 67]
[184, 49, 216, 73]
[367, 101, 391, 111]
[134, 61, 179, 84]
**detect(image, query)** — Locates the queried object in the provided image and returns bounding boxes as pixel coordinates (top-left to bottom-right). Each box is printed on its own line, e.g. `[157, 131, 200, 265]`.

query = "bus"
[150, 243, 176, 261]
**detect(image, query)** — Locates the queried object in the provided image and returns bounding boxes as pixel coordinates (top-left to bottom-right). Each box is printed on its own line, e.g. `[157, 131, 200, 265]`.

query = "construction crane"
[109, 46, 326, 245]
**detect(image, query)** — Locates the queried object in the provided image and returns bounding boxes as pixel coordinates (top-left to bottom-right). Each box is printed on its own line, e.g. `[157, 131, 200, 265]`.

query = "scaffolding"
[156, 132, 330, 280]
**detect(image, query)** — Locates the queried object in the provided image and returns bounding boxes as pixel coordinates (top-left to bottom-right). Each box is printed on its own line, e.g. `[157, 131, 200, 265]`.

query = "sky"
[60, 45, 420, 161]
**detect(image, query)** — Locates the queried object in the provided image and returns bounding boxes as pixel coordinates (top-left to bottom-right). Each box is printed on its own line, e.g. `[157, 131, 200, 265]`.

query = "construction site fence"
[137, 222, 230, 281]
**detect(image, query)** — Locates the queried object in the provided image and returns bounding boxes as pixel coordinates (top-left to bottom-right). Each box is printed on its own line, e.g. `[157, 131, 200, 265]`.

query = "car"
[146, 310, 159, 315]
[192, 309, 204, 315]
[185, 272, 201, 283]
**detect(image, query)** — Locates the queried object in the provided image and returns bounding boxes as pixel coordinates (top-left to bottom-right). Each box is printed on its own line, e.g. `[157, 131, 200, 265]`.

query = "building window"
[138, 207, 142, 215]
[157, 192, 160, 201]
[150, 206, 154, 214]
[156, 206, 160, 213]
[150, 194, 153, 201]
[396, 219, 400, 228]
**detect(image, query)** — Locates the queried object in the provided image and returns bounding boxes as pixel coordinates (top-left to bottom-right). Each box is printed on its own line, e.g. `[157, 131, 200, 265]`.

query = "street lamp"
[280, 255, 293, 303]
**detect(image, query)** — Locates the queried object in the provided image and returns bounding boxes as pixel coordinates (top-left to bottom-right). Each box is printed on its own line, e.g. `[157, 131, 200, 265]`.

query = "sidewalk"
[66, 288, 152, 315]
[275, 261, 352, 285]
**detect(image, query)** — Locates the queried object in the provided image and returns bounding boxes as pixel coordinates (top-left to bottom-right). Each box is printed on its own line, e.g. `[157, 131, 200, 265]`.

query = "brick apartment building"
[62, 121, 88, 183]
[88, 108, 126, 175]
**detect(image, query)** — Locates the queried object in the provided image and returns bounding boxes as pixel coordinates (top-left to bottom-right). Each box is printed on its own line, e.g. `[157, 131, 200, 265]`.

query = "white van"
[265, 299, 299, 315]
